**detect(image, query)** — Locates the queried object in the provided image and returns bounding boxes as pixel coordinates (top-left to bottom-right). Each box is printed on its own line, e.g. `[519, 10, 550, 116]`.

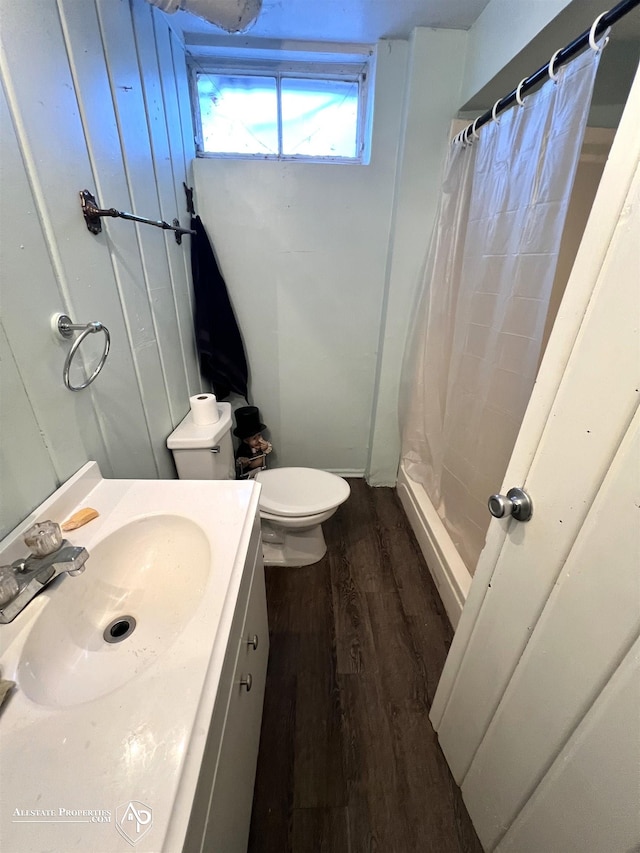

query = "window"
[189, 48, 374, 164]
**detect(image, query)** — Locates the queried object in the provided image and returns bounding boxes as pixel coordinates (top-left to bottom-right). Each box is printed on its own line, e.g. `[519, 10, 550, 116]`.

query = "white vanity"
[0, 462, 269, 853]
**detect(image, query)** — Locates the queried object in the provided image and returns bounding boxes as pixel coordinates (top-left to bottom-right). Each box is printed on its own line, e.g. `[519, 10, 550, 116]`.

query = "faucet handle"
[0, 567, 19, 606]
[23, 521, 62, 558]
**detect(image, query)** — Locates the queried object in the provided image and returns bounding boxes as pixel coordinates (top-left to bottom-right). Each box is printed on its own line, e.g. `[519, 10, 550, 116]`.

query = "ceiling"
[174, 0, 493, 44]
[173, 0, 639, 120]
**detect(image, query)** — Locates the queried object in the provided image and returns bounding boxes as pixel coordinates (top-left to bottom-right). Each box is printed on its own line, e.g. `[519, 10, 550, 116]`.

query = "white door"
[430, 66, 640, 852]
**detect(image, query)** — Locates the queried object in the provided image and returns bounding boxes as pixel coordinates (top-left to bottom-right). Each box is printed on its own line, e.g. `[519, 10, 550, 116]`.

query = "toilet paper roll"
[189, 393, 220, 425]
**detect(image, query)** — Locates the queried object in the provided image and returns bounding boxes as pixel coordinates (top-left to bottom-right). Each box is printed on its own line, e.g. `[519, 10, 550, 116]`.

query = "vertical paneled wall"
[0, 0, 199, 538]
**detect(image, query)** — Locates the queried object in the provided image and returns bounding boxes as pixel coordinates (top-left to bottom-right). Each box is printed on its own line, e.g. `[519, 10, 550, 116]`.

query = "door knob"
[488, 487, 533, 522]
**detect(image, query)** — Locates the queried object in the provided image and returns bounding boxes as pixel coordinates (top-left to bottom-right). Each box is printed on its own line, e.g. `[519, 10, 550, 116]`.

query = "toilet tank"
[167, 402, 235, 480]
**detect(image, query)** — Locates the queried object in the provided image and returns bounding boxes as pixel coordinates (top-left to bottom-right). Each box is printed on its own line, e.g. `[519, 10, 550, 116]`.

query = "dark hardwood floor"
[248, 479, 482, 853]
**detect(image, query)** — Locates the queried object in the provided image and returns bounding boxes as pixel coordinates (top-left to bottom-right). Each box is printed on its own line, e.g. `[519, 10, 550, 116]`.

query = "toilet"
[167, 403, 350, 566]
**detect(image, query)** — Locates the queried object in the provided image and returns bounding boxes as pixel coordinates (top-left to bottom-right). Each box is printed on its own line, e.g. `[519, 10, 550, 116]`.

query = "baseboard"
[396, 468, 471, 629]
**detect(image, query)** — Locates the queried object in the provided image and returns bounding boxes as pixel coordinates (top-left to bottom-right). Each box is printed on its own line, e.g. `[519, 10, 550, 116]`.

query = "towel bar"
[80, 189, 195, 244]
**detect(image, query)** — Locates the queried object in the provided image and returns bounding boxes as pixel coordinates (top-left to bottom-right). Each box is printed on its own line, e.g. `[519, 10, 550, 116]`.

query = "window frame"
[187, 51, 375, 165]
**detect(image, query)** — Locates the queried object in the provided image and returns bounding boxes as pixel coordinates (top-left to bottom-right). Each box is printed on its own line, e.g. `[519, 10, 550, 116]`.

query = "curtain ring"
[589, 11, 611, 52]
[464, 124, 474, 145]
[515, 78, 527, 106]
[470, 117, 481, 141]
[548, 48, 562, 82]
[491, 99, 502, 124]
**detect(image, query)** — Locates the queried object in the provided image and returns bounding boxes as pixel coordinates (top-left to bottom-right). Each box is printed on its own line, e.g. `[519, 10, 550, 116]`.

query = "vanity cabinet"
[184, 517, 269, 853]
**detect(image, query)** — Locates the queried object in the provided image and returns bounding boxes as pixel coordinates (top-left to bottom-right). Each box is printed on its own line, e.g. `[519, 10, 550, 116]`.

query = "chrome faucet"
[0, 521, 89, 624]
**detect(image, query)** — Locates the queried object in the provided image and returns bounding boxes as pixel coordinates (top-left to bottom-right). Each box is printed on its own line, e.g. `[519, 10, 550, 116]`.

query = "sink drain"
[104, 615, 136, 644]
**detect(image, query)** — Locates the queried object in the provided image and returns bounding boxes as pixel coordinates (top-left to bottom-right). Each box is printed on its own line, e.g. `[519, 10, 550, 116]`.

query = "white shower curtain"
[400, 46, 602, 573]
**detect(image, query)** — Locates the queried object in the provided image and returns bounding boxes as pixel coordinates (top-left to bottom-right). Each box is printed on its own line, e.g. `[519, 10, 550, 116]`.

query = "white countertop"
[0, 462, 261, 853]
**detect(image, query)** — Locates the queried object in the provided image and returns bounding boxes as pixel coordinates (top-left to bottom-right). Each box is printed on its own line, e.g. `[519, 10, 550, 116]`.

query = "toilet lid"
[256, 468, 350, 518]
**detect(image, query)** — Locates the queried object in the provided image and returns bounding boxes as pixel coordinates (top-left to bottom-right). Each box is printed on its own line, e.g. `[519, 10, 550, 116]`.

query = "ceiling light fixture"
[146, 0, 262, 34]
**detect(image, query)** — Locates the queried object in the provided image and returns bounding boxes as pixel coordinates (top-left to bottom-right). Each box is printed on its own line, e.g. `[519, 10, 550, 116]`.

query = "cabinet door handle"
[240, 673, 253, 692]
[246, 634, 259, 650]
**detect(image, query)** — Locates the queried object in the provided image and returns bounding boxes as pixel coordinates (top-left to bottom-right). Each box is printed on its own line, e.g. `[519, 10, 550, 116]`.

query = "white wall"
[1, 0, 578, 538]
[367, 28, 469, 485]
[193, 40, 409, 475]
[460, 0, 573, 108]
[193, 31, 470, 479]
[0, 0, 199, 538]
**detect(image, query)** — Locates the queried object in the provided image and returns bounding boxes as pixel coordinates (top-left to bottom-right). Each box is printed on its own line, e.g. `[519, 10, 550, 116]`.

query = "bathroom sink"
[17, 514, 210, 707]
[0, 465, 260, 853]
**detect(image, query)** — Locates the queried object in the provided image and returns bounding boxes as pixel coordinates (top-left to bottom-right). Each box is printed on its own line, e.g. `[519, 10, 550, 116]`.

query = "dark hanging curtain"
[190, 214, 249, 401]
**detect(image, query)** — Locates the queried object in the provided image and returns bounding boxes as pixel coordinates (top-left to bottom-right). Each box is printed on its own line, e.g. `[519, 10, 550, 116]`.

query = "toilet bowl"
[255, 467, 350, 566]
[166, 404, 350, 567]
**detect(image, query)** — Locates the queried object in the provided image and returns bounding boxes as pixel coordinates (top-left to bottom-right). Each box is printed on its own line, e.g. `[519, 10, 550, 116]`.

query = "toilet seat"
[259, 507, 337, 529]
[256, 467, 350, 518]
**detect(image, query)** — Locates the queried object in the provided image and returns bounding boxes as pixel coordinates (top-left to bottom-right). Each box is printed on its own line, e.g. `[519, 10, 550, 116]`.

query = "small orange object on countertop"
[61, 507, 100, 531]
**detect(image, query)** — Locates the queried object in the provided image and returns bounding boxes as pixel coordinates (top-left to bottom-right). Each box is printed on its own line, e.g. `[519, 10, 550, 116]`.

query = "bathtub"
[396, 463, 472, 628]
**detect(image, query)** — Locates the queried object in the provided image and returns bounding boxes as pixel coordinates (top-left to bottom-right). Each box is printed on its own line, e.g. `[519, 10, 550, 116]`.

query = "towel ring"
[54, 313, 111, 391]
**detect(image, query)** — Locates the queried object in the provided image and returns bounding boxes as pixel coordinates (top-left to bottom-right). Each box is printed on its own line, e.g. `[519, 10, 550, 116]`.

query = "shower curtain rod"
[465, 0, 640, 136]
